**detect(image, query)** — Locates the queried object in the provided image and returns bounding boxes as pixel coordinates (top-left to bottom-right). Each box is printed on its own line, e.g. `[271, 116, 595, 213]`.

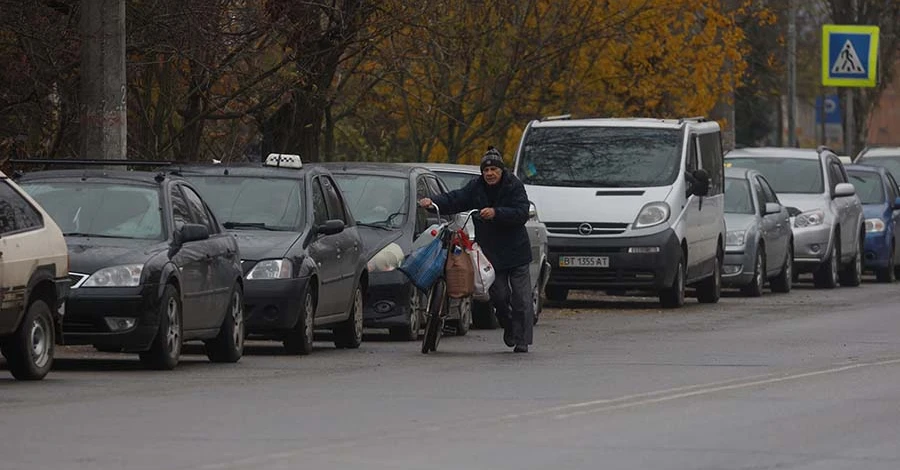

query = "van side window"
[686, 136, 699, 172]
[698, 133, 724, 195]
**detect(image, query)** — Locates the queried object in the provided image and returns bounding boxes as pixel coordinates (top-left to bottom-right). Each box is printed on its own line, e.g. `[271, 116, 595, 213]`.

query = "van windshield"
[516, 127, 684, 188]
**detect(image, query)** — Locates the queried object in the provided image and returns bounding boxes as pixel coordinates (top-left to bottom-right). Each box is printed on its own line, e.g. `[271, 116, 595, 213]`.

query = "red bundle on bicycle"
[445, 231, 475, 298]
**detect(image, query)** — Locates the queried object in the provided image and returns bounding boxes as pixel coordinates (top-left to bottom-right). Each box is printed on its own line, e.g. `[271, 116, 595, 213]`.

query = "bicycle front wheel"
[421, 279, 447, 354]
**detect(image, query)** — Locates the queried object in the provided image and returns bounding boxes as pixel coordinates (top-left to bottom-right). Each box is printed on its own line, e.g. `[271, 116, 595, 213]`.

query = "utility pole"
[787, 0, 798, 147]
[79, 0, 127, 160]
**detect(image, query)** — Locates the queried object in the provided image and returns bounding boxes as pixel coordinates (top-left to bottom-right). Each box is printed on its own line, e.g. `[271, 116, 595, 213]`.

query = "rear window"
[847, 171, 885, 205]
[726, 157, 824, 194]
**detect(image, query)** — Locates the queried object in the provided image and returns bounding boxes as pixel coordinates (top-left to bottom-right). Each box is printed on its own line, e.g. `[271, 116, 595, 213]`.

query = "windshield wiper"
[356, 222, 393, 231]
[63, 232, 136, 239]
[223, 221, 279, 231]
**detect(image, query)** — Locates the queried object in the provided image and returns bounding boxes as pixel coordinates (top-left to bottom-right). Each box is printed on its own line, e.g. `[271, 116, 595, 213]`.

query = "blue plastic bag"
[399, 232, 448, 291]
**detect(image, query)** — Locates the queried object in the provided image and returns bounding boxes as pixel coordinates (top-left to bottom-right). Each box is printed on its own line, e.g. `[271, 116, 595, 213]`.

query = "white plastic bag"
[469, 243, 495, 301]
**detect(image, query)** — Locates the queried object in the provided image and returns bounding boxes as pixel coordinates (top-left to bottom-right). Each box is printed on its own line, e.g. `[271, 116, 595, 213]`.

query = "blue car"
[845, 164, 900, 282]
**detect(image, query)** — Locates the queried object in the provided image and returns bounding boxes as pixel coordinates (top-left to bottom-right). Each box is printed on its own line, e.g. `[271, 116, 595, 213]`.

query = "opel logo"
[578, 223, 593, 236]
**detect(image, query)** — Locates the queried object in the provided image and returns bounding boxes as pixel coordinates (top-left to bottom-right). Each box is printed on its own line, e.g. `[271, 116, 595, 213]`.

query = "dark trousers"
[490, 263, 534, 345]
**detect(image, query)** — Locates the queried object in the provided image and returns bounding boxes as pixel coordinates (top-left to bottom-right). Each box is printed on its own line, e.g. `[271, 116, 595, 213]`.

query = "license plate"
[559, 256, 609, 268]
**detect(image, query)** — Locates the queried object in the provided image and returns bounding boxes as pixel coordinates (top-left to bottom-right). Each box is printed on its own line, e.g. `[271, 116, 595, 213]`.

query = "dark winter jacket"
[431, 171, 532, 271]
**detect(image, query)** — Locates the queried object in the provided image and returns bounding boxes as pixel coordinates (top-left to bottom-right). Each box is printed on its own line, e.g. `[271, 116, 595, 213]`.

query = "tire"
[421, 279, 446, 354]
[139, 285, 182, 370]
[771, 242, 793, 293]
[740, 245, 765, 297]
[205, 284, 245, 363]
[284, 286, 316, 354]
[472, 300, 499, 329]
[532, 279, 543, 326]
[389, 286, 420, 341]
[876, 243, 895, 283]
[696, 251, 722, 304]
[839, 234, 863, 287]
[333, 282, 363, 349]
[4, 299, 55, 381]
[451, 297, 471, 336]
[545, 286, 568, 303]
[813, 239, 839, 289]
[659, 253, 686, 309]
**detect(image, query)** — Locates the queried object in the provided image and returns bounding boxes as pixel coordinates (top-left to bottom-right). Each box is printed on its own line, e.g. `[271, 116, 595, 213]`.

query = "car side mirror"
[528, 201, 538, 220]
[690, 169, 710, 196]
[175, 223, 209, 245]
[764, 202, 782, 215]
[317, 219, 345, 236]
[833, 182, 856, 198]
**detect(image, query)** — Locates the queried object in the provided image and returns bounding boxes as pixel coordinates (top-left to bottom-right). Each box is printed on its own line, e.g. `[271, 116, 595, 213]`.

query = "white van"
[513, 117, 725, 308]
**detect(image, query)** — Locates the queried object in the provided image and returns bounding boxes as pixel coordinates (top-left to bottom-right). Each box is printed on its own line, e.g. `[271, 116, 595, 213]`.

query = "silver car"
[722, 167, 794, 296]
[420, 163, 552, 328]
[726, 147, 864, 289]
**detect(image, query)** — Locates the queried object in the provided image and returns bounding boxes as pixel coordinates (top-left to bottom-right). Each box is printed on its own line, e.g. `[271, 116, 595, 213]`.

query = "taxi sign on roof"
[822, 24, 879, 87]
[265, 153, 303, 169]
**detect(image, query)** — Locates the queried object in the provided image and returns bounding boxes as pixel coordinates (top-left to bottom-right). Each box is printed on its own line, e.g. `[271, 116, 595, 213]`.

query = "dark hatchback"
[320, 162, 471, 340]
[178, 155, 367, 355]
[17, 169, 245, 370]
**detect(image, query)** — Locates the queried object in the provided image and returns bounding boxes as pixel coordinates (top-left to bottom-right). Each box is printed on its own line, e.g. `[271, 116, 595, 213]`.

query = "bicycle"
[420, 204, 477, 354]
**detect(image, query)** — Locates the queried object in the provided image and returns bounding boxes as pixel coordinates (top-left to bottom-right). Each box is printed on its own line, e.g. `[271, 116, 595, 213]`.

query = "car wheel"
[839, 234, 863, 287]
[741, 245, 765, 297]
[471, 300, 499, 329]
[334, 282, 363, 349]
[205, 283, 245, 363]
[390, 287, 420, 341]
[284, 286, 316, 354]
[877, 243, 896, 283]
[696, 250, 722, 304]
[659, 253, 686, 308]
[545, 286, 568, 303]
[4, 299, 55, 381]
[813, 238, 839, 289]
[139, 284, 182, 370]
[771, 242, 793, 293]
[531, 280, 542, 326]
[452, 297, 471, 336]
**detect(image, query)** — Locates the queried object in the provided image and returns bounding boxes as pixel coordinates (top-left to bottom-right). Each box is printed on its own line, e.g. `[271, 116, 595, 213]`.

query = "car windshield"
[725, 178, 754, 214]
[847, 171, 885, 204]
[434, 171, 478, 191]
[856, 156, 900, 183]
[21, 181, 164, 239]
[186, 176, 304, 231]
[726, 157, 824, 194]
[332, 174, 408, 228]
[516, 127, 684, 187]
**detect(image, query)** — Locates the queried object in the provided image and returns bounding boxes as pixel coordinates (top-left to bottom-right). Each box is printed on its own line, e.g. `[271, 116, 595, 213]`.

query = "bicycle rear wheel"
[421, 279, 447, 354]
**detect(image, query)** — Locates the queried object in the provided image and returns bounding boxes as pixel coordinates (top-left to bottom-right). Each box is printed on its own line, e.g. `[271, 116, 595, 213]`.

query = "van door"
[697, 132, 725, 270]
[684, 134, 705, 278]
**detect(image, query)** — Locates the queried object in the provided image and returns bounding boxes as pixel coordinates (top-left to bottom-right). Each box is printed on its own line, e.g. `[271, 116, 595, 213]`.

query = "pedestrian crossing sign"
[822, 25, 879, 87]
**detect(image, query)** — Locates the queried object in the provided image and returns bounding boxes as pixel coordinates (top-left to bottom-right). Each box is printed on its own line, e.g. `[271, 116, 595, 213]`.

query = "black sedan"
[320, 163, 471, 340]
[179, 154, 367, 355]
[17, 169, 244, 370]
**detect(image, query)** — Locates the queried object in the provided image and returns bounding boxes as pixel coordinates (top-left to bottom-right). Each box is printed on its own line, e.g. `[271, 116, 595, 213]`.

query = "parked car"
[17, 166, 244, 370]
[845, 164, 900, 282]
[722, 167, 793, 296]
[513, 116, 725, 308]
[319, 162, 471, 339]
[726, 147, 864, 289]
[420, 163, 551, 327]
[179, 154, 367, 354]
[0, 170, 69, 380]
[854, 146, 900, 184]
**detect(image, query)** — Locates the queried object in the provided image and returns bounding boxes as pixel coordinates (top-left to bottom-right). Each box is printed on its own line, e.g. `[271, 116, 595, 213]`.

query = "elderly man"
[418, 147, 534, 352]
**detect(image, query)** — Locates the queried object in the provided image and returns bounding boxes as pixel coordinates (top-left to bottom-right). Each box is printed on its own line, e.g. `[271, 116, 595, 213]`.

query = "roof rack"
[541, 114, 572, 121]
[9, 158, 173, 168]
[678, 116, 707, 123]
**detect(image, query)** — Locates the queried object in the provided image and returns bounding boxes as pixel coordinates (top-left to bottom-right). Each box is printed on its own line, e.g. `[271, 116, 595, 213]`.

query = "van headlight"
[633, 202, 670, 229]
[368, 243, 404, 272]
[794, 210, 825, 228]
[725, 230, 746, 247]
[247, 259, 293, 280]
[866, 218, 886, 233]
[83, 264, 144, 287]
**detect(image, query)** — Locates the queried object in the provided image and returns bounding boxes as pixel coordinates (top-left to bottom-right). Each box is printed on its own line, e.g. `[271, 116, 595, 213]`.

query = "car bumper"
[792, 224, 833, 270]
[364, 270, 415, 328]
[722, 247, 757, 286]
[863, 232, 891, 269]
[62, 284, 160, 351]
[243, 277, 310, 334]
[545, 229, 681, 291]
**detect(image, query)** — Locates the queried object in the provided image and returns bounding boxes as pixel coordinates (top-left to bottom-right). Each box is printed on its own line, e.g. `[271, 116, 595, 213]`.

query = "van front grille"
[545, 222, 629, 236]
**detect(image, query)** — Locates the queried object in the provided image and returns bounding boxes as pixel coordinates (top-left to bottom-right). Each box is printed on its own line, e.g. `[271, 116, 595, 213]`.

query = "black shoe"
[503, 327, 515, 347]
[514, 344, 528, 353]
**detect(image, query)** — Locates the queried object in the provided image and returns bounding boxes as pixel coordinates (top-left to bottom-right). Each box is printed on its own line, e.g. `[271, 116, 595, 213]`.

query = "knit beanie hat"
[480, 146, 505, 171]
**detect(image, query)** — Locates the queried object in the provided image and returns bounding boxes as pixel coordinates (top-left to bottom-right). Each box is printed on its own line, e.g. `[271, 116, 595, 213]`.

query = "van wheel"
[4, 299, 55, 381]
[205, 283, 245, 363]
[839, 234, 863, 287]
[545, 286, 568, 303]
[771, 243, 793, 293]
[740, 245, 765, 297]
[813, 239, 839, 289]
[139, 285, 182, 370]
[659, 255, 685, 309]
[697, 251, 722, 303]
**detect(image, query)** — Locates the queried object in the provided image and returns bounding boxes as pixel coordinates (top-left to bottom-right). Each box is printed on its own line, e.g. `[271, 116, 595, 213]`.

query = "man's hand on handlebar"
[418, 198, 433, 208]
[479, 207, 496, 220]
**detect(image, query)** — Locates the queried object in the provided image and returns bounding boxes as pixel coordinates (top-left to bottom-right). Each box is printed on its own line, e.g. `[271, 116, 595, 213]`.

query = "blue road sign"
[815, 95, 841, 125]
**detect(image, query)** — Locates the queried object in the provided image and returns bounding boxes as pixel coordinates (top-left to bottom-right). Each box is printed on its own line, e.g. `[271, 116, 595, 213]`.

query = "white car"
[0, 171, 69, 380]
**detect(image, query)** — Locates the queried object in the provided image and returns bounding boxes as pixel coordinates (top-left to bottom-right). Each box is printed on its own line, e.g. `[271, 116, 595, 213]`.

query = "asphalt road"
[3, 277, 900, 470]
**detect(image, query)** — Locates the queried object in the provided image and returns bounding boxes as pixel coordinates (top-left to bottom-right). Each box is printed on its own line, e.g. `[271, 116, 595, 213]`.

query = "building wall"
[868, 60, 900, 145]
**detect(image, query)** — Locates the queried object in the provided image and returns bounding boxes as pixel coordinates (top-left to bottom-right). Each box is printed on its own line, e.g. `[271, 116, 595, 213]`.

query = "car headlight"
[866, 218, 886, 233]
[246, 259, 293, 280]
[794, 209, 825, 228]
[725, 230, 746, 247]
[83, 264, 144, 287]
[633, 202, 670, 229]
[368, 243, 404, 272]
